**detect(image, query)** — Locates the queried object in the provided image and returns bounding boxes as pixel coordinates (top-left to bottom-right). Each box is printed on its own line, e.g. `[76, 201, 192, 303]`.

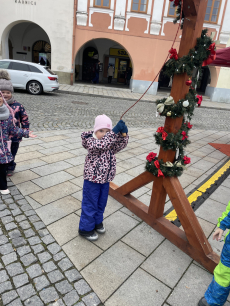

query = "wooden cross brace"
[110, 0, 219, 273]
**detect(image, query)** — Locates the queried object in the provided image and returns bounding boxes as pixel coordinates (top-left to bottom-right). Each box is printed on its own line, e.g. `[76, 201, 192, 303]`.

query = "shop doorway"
[82, 47, 99, 82]
[118, 59, 129, 83]
[32, 40, 51, 67]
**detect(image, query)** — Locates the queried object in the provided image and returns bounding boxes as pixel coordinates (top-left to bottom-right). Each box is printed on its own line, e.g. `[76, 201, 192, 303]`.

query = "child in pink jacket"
[79, 114, 129, 241]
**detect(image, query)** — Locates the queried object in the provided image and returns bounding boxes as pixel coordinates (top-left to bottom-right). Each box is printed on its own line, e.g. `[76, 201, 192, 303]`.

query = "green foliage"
[145, 159, 184, 177]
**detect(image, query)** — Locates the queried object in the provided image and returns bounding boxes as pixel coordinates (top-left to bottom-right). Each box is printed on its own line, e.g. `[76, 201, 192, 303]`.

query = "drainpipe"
[70, 0, 77, 85]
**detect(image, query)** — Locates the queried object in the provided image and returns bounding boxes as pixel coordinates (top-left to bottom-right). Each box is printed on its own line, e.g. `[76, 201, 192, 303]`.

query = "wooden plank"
[148, 177, 167, 219]
[115, 171, 155, 196]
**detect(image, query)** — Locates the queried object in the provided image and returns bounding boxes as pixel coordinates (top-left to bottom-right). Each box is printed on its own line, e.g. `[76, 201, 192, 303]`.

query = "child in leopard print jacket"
[79, 114, 129, 241]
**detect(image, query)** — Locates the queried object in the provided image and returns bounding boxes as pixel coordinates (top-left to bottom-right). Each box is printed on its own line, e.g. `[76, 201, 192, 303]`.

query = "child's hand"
[213, 228, 224, 241]
[29, 131, 37, 138]
[113, 120, 125, 134]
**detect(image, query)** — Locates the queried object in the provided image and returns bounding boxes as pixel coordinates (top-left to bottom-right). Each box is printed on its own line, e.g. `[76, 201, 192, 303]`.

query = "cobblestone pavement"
[1, 91, 230, 305]
[0, 179, 102, 306]
[13, 91, 230, 132]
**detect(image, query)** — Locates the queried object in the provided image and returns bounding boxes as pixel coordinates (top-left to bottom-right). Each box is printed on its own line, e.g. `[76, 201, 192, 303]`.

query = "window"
[10, 62, 30, 72]
[131, 0, 148, 13]
[94, 0, 110, 8]
[0, 61, 11, 69]
[29, 65, 42, 73]
[168, 2, 177, 17]
[44, 67, 55, 75]
[204, 0, 221, 23]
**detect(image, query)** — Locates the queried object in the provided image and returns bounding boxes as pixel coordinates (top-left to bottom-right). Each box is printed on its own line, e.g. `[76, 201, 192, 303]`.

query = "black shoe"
[198, 297, 210, 306]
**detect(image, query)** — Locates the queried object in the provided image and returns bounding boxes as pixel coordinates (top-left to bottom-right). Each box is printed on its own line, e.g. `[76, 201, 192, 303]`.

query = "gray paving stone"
[53, 251, 66, 262]
[34, 221, 45, 230]
[24, 229, 35, 238]
[0, 209, 11, 217]
[47, 242, 61, 255]
[5, 198, 14, 204]
[82, 293, 100, 306]
[74, 280, 91, 296]
[63, 290, 80, 306]
[38, 228, 49, 237]
[6, 222, 17, 231]
[64, 269, 82, 283]
[39, 286, 59, 303]
[2, 215, 14, 224]
[12, 237, 27, 247]
[18, 200, 30, 206]
[167, 264, 213, 306]
[2, 290, 18, 305]
[19, 220, 31, 230]
[17, 245, 31, 256]
[53, 299, 65, 306]
[24, 210, 36, 217]
[76, 303, 85, 306]
[47, 270, 64, 283]
[58, 257, 73, 271]
[7, 298, 23, 306]
[41, 234, 55, 245]
[28, 236, 41, 246]
[12, 209, 22, 217]
[0, 203, 7, 210]
[21, 253, 38, 266]
[9, 204, 19, 210]
[6, 262, 24, 277]
[15, 215, 26, 222]
[37, 251, 52, 263]
[20, 204, 32, 212]
[9, 229, 21, 239]
[0, 235, 8, 245]
[28, 215, 41, 223]
[13, 195, 24, 201]
[0, 270, 9, 283]
[33, 275, 50, 291]
[26, 264, 43, 278]
[31, 244, 45, 254]
[13, 273, 29, 288]
[55, 280, 73, 294]
[0, 228, 3, 235]
[2, 252, 17, 266]
[42, 261, 56, 273]
[17, 284, 36, 301]
[2, 194, 12, 200]
[0, 281, 13, 294]
[24, 295, 44, 306]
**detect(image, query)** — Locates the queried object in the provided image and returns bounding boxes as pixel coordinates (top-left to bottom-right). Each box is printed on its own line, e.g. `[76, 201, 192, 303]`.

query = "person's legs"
[0, 164, 8, 190]
[94, 182, 109, 229]
[202, 235, 230, 306]
[7, 142, 19, 172]
[79, 180, 101, 236]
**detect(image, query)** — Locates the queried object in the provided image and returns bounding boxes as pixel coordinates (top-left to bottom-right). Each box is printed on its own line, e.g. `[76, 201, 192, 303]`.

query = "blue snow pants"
[79, 180, 109, 236]
[205, 234, 230, 306]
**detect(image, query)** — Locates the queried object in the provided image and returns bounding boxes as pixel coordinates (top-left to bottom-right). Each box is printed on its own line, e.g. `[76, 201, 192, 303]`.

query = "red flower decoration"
[196, 95, 202, 107]
[156, 126, 164, 133]
[158, 169, 164, 177]
[146, 152, 157, 162]
[154, 160, 160, 169]
[182, 131, 188, 140]
[169, 48, 178, 60]
[186, 122, 193, 129]
[183, 156, 191, 165]
[202, 43, 216, 66]
[162, 131, 168, 140]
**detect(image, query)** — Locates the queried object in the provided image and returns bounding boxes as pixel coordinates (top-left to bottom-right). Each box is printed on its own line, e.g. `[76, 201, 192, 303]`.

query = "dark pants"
[8, 142, 19, 171]
[108, 76, 112, 83]
[0, 164, 8, 190]
[79, 180, 109, 235]
[92, 72, 99, 84]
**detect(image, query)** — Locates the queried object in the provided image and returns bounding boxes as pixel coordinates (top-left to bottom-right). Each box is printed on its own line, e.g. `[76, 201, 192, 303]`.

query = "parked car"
[0, 59, 59, 95]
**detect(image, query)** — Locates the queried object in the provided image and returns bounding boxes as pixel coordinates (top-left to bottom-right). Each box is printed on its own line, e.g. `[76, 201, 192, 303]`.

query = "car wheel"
[27, 81, 43, 95]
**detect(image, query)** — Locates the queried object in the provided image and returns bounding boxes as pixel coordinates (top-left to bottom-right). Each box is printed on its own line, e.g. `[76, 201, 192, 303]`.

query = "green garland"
[154, 121, 191, 152]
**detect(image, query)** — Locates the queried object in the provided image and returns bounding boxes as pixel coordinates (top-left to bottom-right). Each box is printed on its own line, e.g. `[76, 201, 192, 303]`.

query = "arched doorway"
[32, 40, 51, 67]
[75, 38, 133, 86]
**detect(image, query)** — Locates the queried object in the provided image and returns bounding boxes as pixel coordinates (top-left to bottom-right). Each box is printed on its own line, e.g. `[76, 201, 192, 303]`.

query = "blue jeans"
[92, 72, 99, 84]
[79, 180, 109, 235]
[8, 142, 19, 171]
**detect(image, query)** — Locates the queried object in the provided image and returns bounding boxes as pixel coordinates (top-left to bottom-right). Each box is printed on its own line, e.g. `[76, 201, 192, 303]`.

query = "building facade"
[0, 0, 230, 101]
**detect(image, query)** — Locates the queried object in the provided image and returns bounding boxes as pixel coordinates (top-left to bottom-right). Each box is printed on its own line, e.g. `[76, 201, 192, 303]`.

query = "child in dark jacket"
[79, 114, 129, 241]
[199, 200, 230, 306]
[0, 71, 30, 176]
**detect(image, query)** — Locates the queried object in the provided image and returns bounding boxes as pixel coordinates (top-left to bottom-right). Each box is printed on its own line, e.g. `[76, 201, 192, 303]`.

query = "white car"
[0, 59, 59, 95]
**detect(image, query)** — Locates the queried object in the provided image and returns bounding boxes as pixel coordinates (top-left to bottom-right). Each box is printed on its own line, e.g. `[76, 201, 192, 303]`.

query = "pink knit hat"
[94, 114, 112, 132]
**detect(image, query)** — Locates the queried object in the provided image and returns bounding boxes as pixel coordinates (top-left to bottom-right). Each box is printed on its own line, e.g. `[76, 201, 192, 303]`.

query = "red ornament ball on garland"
[186, 79, 192, 86]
